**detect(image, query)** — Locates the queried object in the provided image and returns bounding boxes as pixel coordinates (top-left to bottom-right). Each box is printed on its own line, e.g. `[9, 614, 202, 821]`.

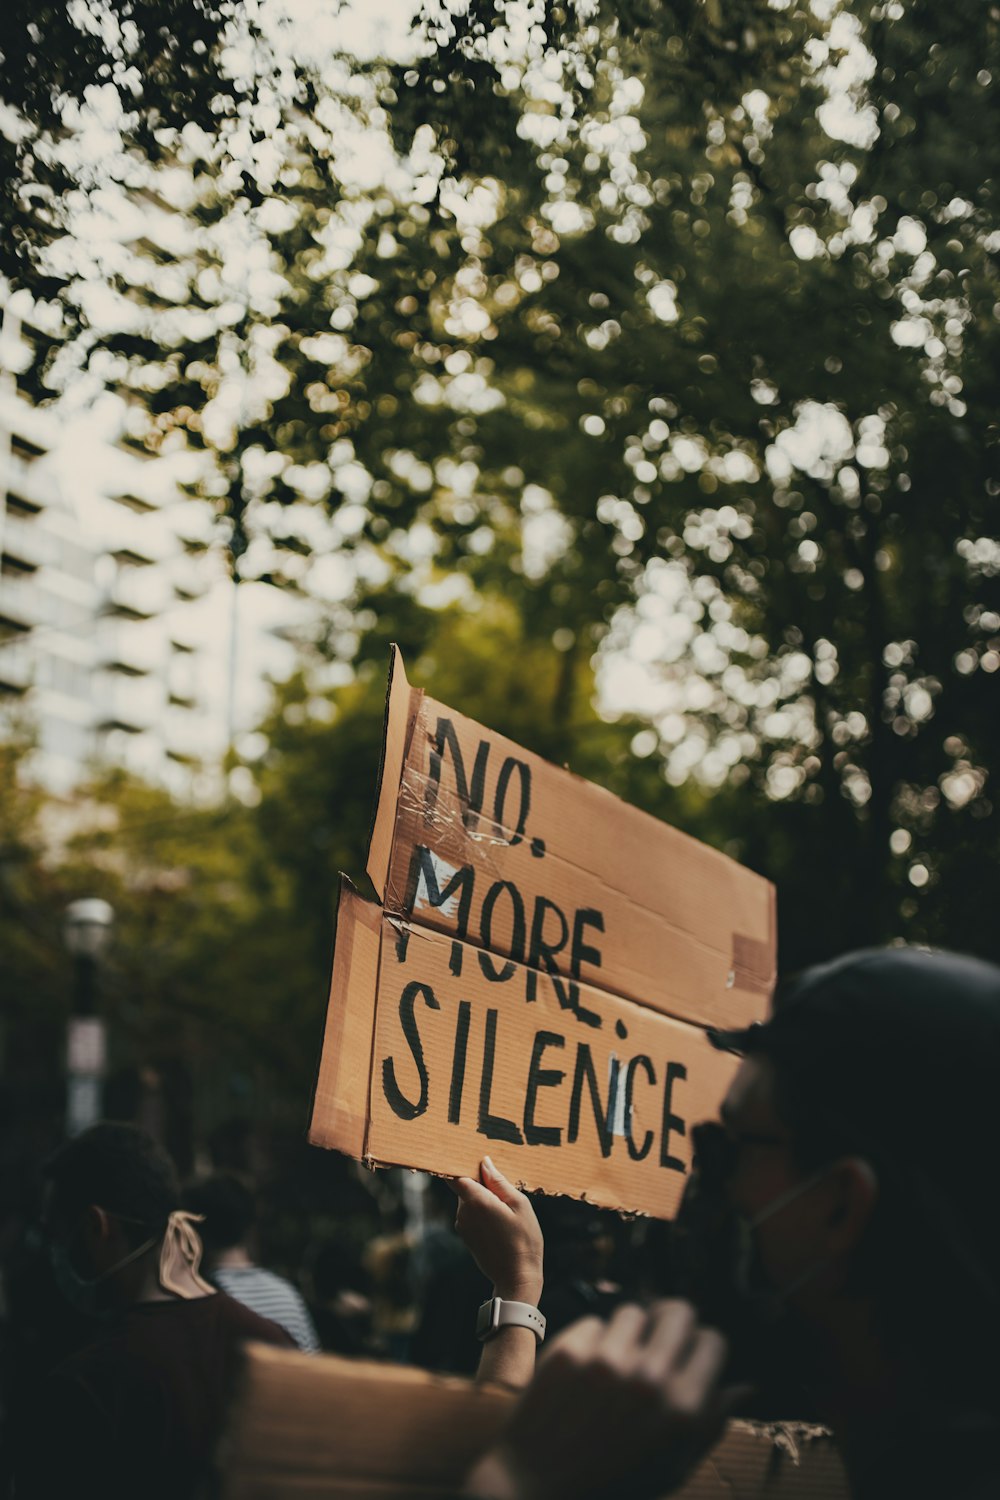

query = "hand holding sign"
[464, 1301, 735, 1500]
[452, 1157, 544, 1306]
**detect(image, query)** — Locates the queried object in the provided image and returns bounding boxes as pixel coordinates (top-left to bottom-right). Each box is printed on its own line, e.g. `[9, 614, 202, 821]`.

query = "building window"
[5, 491, 41, 517]
[9, 434, 46, 463]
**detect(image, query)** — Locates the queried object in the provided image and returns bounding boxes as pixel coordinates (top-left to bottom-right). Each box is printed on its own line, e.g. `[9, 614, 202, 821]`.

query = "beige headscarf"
[158, 1210, 215, 1299]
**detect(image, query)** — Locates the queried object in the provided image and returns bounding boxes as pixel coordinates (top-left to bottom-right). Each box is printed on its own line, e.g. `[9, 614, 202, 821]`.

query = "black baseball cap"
[709, 946, 1000, 1372]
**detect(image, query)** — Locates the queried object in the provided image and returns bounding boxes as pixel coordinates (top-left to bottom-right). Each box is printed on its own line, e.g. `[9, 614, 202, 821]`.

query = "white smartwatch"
[476, 1295, 546, 1344]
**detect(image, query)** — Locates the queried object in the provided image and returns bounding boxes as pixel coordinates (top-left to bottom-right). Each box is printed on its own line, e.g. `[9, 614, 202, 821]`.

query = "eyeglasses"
[730, 1130, 788, 1149]
[691, 1120, 790, 1183]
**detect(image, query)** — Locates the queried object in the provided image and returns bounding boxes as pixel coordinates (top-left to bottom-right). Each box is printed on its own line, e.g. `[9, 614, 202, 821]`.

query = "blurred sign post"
[64, 898, 114, 1137]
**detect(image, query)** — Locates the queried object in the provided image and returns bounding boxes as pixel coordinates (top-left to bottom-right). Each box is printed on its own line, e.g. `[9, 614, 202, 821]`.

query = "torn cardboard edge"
[310, 879, 381, 1161]
[367, 644, 421, 898]
[364, 645, 776, 1033]
[218, 1343, 850, 1500]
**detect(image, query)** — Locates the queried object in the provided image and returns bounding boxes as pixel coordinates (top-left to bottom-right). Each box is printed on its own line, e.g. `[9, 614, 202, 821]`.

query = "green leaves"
[6, 1, 999, 971]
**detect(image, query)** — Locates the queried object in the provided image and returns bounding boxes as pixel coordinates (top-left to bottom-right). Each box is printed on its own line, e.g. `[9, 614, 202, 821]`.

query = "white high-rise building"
[0, 292, 310, 795]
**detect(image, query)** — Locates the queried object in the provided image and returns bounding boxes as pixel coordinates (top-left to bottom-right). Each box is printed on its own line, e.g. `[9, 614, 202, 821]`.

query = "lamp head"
[64, 899, 115, 961]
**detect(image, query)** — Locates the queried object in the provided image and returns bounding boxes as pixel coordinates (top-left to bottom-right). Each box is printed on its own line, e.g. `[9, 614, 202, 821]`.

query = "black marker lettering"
[478, 951, 517, 982]
[523, 1031, 566, 1147]
[660, 1061, 688, 1172]
[494, 757, 531, 845]
[448, 999, 471, 1125]
[550, 974, 602, 1030]
[529, 898, 601, 1027]
[409, 845, 474, 940]
[382, 981, 439, 1121]
[426, 717, 490, 832]
[567, 1043, 614, 1158]
[478, 879, 525, 981]
[571, 908, 604, 977]
[625, 1055, 656, 1162]
[528, 896, 568, 973]
[478, 1008, 524, 1144]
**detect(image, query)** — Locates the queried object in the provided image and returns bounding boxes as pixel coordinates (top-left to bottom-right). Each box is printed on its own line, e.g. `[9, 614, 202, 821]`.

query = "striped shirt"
[209, 1266, 320, 1353]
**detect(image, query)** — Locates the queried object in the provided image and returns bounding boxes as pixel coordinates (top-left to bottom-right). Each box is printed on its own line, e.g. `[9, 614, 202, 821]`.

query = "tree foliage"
[5, 2, 999, 973]
[0, 0, 253, 293]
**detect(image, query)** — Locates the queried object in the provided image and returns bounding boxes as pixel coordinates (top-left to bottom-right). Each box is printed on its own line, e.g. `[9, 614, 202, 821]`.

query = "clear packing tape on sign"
[310, 646, 777, 1220]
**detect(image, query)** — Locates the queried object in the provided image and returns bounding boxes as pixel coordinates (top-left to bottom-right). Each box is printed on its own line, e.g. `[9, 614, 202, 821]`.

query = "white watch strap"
[476, 1296, 546, 1343]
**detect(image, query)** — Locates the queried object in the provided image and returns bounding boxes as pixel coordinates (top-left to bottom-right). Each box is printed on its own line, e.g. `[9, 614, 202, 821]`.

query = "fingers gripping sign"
[452, 1156, 544, 1306]
[464, 1300, 736, 1500]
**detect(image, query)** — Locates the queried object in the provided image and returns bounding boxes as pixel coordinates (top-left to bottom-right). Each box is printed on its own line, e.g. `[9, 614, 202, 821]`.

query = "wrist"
[493, 1277, 542, 1307]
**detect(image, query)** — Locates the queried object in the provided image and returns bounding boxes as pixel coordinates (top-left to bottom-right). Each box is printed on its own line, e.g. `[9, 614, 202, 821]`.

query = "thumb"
[455, 1177, 501, 1212]
[480, 1156, 522, 1209]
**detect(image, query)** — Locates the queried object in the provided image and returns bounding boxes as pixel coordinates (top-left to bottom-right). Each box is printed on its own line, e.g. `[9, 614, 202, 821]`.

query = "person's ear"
[824, 1157, 878, 1256]
[81, 1204, 113, 1248]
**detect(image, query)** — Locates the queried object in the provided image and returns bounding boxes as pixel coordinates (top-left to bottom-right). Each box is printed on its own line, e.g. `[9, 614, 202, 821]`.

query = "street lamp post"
[64, 898, 114, 1137]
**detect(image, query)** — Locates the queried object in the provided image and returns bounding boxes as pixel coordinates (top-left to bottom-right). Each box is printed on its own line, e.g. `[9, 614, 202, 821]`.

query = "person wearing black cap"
[14, 1123, 293, 1500]
[463, 946, 1000, 1500]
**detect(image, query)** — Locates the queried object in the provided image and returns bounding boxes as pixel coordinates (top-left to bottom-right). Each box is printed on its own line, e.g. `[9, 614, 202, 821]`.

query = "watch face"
[476, 1299, 497, 1339]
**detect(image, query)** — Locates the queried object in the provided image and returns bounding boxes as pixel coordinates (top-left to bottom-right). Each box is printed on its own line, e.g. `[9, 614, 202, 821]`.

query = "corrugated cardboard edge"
[678, 1421, 847, 1499]
[366, 644, 421, 898]
[308, 880, 382, 1156]
[218, 1345, 848, 1499]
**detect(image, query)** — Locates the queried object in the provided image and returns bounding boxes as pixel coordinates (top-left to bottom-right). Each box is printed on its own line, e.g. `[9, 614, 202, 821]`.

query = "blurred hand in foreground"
[463, 1300, 736, 1500]
[452, 1157, 544, 1306]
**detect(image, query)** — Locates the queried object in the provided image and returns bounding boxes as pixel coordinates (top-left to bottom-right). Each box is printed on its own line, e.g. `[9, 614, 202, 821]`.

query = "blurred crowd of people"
[0, 946, 997, 1500]
[0, 1118, 668, 1495]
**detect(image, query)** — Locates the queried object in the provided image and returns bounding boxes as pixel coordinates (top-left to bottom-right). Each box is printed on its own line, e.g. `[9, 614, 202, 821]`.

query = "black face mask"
[48, 1227, 158, 1318]
[670, 1122, 829, 1417]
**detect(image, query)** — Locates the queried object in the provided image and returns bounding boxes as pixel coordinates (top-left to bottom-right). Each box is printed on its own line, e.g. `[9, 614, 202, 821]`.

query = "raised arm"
[452, 1157, 544, 1391]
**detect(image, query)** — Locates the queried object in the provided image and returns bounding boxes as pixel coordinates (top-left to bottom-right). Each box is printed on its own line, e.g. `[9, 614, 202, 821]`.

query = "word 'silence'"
[381, 979, 688, 1172]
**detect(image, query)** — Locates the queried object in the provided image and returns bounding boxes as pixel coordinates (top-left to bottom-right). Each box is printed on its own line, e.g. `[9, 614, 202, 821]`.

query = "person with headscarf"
[183, 1172, 320, 1353]
[15, 1122, 292, 1500]
[463, 947, 1000, 1500]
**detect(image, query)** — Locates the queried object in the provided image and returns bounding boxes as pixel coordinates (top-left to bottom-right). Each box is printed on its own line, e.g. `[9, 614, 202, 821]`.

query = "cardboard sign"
[369, 649, 776, 1029]
[310, 648, 776, 1218]
[219, 1343, 850, 1500]
[312, 883, 739, 1218]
